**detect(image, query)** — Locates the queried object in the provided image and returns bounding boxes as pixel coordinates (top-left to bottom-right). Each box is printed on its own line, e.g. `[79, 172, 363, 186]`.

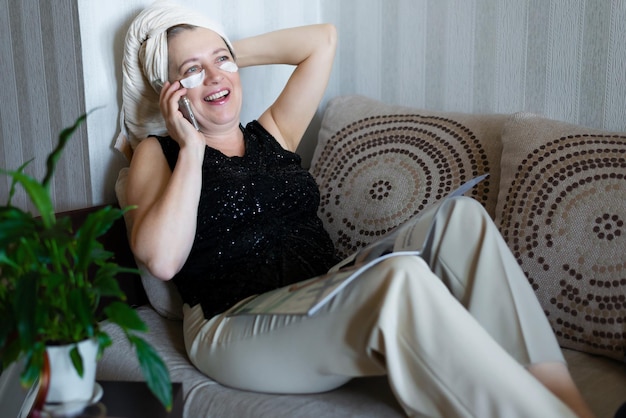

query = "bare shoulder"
[129, 137, 171, 177]
[126, 137, 171, 216]
[132, 137, 165, 161]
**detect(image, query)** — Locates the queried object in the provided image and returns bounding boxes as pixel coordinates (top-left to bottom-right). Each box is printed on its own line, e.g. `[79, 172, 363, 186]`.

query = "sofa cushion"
[96, 309, 625, 418]
[311, 95, 507, 259]
[495, 113, 626, 361]
[564, 348, 626, 418]
[115, 168, 184, 320]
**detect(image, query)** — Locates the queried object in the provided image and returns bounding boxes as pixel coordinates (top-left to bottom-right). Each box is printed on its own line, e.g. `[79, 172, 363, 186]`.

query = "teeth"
[205, 90, 229, 101]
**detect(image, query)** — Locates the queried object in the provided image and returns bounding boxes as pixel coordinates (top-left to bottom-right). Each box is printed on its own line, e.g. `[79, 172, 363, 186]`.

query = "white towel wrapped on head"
[118, 0, 232, 155]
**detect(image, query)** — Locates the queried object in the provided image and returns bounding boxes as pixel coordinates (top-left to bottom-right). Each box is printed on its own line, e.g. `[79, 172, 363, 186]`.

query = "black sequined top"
[155, 121, 340, 319]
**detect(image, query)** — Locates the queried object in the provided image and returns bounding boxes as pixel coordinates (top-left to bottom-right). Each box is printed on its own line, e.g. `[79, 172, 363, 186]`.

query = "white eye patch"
[180, 69, 205, 89]
[219, 61, 238, 73]
[179, 62, 238, 89]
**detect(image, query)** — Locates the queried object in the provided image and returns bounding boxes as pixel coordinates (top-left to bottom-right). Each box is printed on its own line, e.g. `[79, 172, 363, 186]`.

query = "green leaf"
[1, 171, 55, 228]
[14, 272, 38, 349]
[96, 332, 112, 360]
[20, 344, 45, 387]
[0, 207, 36, 247]
[42, 113, 90, 188]
[93, 270, 125, 299]
[44, 272, 68, 293]
[68, 289, 95, 339]
[0, 251, 20, 270]
[75, 206, 125, 272]
[4, 158, 33, 206]
[128, 335, 172, 411]
[38, 219, 72, 245]
[103, 302, 147, 332]
[69, 345, 84, 377]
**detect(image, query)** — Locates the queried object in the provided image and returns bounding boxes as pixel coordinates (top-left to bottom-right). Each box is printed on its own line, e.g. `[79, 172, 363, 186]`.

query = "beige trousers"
[183, 197, 576, 418]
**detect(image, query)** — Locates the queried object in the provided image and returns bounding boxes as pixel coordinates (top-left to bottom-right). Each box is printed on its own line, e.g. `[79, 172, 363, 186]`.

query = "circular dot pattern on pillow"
[496, 113, 626, 360]
[312, 113, 494, 259]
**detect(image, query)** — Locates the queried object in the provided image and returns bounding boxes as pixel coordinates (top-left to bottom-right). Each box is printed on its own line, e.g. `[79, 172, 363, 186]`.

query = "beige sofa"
[97, 94, 626, 417]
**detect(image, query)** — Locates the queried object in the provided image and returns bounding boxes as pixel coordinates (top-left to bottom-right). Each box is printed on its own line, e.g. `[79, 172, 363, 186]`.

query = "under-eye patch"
[219, 61, 238, 73]
[179, 62, 238, 89]
[180, 69, 205, 89]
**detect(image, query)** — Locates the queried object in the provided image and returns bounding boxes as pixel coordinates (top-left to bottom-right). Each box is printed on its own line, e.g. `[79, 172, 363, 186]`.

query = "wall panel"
[494, 0, 527, 113]
[322, 0, 625, 133]
[0, 0, 88, 212]
[544, 0, 585, 122]
[604, 0, 626, 128]
[2, 0, 624, 210]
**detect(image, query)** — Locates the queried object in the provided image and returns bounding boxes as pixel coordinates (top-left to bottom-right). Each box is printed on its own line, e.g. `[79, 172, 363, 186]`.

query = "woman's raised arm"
[234, 24, 337, 151]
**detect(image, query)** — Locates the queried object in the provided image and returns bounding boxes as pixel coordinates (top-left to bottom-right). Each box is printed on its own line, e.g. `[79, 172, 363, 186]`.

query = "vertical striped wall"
[0, 0, 89, 213]
[323, 0, 626, 130]
[2, 0, 624, 210]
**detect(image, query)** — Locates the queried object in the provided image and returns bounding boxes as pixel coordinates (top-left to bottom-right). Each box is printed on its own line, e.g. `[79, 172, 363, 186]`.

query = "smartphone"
[178, 96, 199, 130]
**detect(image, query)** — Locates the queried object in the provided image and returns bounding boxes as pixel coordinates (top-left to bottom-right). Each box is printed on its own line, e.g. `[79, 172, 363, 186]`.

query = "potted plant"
[0, 113, 172, 413]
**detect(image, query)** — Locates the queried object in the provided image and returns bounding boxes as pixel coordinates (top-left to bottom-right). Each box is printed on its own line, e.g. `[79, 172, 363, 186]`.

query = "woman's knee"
[433, 196, 494, 246]
[369, 255, 445, 298]
[376, 254, 432, 279]
[444, 196, 490, 222]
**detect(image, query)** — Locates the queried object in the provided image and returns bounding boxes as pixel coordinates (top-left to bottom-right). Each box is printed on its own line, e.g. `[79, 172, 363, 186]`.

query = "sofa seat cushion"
[96, 307, 624, 417]
[495, 113, 626, 361]
[97, 306, 404, 417]
[311, 95, 507, 259]
[565, 348, 626, 418]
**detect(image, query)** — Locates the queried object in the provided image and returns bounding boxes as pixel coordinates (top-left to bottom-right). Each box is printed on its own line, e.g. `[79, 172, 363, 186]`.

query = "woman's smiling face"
[167, 27, 242, 130]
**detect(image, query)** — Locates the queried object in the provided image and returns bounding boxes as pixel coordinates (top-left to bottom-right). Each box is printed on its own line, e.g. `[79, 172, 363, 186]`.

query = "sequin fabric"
[156, 121, 340, 319]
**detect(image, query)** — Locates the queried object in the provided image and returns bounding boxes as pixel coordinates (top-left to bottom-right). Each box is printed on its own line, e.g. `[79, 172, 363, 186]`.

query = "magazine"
[227, 174, 488, 317]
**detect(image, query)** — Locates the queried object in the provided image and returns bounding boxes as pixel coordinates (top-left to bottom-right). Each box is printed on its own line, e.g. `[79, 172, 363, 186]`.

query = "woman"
[120, 3, 594, 417]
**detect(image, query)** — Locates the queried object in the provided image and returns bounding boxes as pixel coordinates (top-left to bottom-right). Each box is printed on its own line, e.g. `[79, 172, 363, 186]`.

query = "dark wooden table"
[56, 381, 183, 418]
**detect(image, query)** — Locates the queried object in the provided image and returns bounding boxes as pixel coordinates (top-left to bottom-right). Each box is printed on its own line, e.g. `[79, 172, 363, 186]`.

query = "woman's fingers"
[159, 81, 201, 144]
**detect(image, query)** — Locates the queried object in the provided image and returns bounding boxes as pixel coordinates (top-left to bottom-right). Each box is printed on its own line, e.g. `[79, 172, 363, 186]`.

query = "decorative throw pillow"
[311, 95, 506, 259]
[115, 168, 184, 321]
[495, 113, 626, 361]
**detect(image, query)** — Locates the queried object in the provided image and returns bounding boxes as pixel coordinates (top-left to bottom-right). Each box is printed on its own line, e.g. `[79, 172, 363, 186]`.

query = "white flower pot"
[45, 338, 98, 405]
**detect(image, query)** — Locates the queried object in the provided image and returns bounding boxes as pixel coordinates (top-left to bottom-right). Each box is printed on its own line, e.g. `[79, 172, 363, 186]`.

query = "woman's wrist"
[177, 138, 206, 166]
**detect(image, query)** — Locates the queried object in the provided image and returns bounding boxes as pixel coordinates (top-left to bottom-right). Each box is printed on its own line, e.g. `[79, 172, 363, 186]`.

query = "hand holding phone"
[178, 96, 199, 130]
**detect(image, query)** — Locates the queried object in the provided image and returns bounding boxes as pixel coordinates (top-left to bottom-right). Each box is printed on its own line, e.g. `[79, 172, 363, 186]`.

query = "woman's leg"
[183, 254, 578, 418]
[420, 196, 594, 418]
